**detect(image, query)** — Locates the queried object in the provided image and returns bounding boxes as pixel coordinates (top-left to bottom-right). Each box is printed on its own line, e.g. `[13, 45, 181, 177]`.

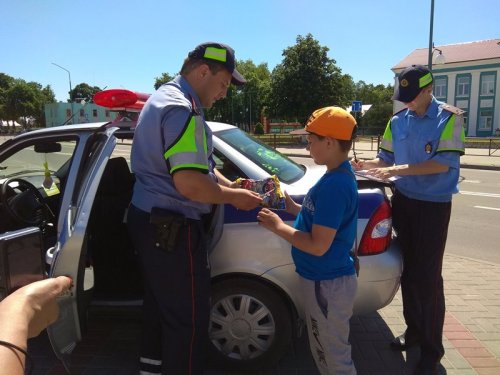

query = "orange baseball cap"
[290, 106, 357, 140]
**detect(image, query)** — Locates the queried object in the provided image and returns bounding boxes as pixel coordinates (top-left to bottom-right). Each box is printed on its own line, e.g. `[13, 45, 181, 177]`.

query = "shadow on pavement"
[28, 308, 430, 374]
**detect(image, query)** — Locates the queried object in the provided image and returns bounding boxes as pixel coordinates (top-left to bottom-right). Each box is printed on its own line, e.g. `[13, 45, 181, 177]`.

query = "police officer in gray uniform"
[127, 42, 262, 375]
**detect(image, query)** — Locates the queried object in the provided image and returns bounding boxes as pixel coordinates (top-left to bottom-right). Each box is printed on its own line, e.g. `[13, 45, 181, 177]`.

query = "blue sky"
[1, 0, 498, 102]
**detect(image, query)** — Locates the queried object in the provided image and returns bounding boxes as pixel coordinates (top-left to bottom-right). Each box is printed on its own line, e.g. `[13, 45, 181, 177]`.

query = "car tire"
[208, 278, 293, 372]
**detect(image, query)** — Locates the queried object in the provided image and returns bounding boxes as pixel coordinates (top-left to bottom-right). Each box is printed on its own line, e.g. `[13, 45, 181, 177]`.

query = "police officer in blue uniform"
[127, 42, 262, 375]
[351, 65, 465, 375]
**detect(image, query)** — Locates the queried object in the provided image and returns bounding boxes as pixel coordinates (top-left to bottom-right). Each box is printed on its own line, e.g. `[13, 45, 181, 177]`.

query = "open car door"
[46, 126, 119, 371]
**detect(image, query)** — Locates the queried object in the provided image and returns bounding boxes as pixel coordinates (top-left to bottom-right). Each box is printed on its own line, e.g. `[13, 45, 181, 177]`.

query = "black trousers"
[392, 190, 451, 363]
[127, 204, 211, 375]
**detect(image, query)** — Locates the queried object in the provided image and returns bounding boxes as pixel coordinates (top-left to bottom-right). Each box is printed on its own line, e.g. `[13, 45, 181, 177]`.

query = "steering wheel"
[0, 178, 55, 226]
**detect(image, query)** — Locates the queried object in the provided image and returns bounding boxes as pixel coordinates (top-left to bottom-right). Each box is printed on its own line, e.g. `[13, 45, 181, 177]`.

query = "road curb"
[461, 163, 500, 171]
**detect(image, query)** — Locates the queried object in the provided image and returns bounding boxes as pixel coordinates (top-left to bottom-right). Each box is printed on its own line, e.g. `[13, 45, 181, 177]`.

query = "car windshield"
[215, 128, 305, 183]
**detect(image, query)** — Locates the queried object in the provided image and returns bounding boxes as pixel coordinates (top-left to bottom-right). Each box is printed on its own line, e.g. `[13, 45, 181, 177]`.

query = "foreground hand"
[0, 276, 73, 338]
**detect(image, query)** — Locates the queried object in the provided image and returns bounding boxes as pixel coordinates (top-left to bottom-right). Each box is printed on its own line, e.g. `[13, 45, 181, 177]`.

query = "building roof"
[392, 38, 500, 70]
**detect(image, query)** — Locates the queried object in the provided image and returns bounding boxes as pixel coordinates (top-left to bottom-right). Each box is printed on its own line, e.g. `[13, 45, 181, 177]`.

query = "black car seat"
[87, 157, 142, 298]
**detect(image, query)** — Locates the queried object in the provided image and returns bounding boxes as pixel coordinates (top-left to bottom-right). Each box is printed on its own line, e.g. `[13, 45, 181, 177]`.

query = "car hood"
[284, 163, 326, 196]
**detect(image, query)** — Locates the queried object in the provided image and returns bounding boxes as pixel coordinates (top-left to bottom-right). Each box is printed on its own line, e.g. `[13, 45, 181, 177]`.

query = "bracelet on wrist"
[0, 339, 34, 375]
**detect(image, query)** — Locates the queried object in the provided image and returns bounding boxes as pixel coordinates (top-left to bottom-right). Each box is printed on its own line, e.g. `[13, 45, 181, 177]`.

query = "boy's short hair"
[311, 128, 357, 153]
[336, 135, 356, 153]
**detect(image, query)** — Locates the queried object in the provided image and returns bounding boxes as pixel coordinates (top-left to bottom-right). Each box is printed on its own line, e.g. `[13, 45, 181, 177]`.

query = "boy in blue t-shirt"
[258, 106, 359, 375]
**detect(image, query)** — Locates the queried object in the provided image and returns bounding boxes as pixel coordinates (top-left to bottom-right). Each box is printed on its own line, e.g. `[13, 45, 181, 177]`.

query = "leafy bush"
[254, 122, 264, 134]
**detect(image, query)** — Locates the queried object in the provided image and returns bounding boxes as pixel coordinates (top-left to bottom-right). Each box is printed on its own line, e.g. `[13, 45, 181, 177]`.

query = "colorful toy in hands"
[237, 175, 286, 209]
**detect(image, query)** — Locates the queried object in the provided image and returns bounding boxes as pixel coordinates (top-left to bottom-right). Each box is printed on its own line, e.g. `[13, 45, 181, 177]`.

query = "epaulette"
[440, 103, 465, 116]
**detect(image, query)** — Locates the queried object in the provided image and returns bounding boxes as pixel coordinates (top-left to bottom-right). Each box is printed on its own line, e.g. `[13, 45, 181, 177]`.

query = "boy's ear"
[326, 137, 336, 148]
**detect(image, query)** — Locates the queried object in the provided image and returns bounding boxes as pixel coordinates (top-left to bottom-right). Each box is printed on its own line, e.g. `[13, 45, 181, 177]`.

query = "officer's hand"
[230, 189, 263, 210]
[350, 158, 364, 171]
[365, 167, 393, 180]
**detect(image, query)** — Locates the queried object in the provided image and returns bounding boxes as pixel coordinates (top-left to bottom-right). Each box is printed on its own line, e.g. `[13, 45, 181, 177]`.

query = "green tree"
[41, 84, 56, 103]
[206, 59, 271, 131]
[340, 74, 356, 104]
[254, 122, 264, 134]
[354, 81, 393, 106]
[3, 79, 55, 128]
[70, 83, 102, 103]
[154, 73, 174, 90]
[362, 102, 392, 133]
[353, 82, 393, 132]
[269, 34, 352, 123]
[0, 73, 15, 120]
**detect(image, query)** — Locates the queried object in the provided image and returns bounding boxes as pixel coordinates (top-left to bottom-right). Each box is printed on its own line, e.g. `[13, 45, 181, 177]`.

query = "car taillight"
[358, 199, 392, 256]
[93, 89, 150, 110]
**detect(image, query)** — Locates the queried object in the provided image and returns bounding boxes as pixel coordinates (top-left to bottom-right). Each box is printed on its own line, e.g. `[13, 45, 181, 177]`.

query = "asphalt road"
[449, 168, 500, 264]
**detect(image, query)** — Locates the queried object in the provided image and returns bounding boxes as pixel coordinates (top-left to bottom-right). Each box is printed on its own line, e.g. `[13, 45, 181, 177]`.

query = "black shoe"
[413, 360, 440, 375]
[390, 332, 419, 351]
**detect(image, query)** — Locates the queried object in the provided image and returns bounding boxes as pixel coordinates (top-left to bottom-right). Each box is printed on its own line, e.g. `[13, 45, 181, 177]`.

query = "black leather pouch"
[150, 207, 185, 252]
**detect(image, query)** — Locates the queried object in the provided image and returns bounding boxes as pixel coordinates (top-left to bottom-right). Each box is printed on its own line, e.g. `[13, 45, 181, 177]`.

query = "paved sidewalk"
[27, 253, 500, 374]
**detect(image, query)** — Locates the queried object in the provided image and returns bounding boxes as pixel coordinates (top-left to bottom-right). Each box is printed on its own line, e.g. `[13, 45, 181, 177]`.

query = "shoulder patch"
[440, 103, 465, 116]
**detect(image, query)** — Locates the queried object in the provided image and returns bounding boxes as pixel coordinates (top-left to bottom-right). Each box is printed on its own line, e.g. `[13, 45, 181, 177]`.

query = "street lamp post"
[51, 62, 74, 124]
[427, 0, 446, 71]
[427, 0, 435, 70]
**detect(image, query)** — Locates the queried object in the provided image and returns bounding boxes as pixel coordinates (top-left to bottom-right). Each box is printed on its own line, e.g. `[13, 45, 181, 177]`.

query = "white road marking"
[473, 206, 500, 211]
[462, 180, 481, 183]
[460, 191, 500, 198]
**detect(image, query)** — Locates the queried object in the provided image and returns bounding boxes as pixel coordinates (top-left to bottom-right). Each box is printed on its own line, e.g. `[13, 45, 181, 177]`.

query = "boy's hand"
[284, 190, 300, 216]
[257, 208, 283, 232]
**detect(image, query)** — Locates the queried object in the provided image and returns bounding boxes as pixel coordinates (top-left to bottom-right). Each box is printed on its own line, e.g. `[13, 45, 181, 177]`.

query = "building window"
[80, 109, 85, 117]
[433, 76, 447, 100]
[105, 110, 110, 117]
[480, 73, 495, 96]
[455, 99, 470, 136]
[456, 75, 471, 97]
[66, 109, 72, 117]
[93, 109, 98, 118]
[478, 109, 493, 131]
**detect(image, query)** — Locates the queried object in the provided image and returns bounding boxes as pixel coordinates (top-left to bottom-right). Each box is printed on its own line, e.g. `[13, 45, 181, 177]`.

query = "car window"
[215, 129, 305, 184]
[212, 150, 244, 181]
[72, 133, 109, 206]
[0, 141, 76, 178]
[0, 140, 77, 188]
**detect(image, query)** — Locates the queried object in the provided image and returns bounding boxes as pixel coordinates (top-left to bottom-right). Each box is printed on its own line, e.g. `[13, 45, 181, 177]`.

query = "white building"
[392, 39, 500, 137]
